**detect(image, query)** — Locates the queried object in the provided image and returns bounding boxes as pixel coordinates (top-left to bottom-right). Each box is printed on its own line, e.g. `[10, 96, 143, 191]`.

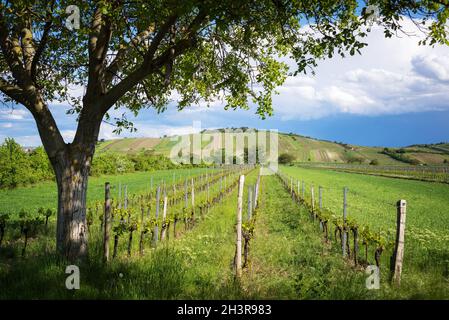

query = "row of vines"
[276, 171, 402, 281]
[0, 166, 255, 259]
[298, 163, 449, 184]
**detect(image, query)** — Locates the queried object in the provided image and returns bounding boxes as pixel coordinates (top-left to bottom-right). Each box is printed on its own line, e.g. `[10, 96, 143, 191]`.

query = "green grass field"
[0, 167, 209, 218]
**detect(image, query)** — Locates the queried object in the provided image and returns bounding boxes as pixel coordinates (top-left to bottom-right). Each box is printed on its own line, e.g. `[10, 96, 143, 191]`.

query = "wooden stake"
[118, 182, 122, 209]
[342, 187, 348, 257]
[392, 200, 407, 285]
[161, 194, 168, 241]
[191, 178, 195, 207]
[235, 175, 245, 278]
[103, 182, 111, 263]
[248, 186, 253, 220]
[152, 186, 160, 247]
[184, 179, 188, 208]
[311, 185, 315, 213]
[124, 185, 128, 209]
[319, 186, 322, 209]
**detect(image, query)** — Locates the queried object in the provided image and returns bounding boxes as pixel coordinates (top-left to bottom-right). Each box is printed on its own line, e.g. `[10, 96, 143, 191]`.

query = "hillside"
[95, 131, 449, 166]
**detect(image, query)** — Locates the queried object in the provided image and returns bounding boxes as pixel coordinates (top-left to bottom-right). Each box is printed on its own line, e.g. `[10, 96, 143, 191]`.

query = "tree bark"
[53, 151, 90, 261]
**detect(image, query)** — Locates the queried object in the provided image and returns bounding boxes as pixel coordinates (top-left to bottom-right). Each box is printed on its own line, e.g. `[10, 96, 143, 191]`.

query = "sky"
[1, 17, 449, 148]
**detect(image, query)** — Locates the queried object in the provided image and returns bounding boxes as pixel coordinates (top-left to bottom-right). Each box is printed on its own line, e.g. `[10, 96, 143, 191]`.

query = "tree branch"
[0, 77, 27, 105]
[85, 6, 114, 101]
[31, 1, 54, 84]
[100, 11, 208, 114]
[104, 23, 155, 85]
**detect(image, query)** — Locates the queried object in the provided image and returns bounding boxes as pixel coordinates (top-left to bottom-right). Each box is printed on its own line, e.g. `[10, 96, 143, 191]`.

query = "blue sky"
[1, 17, 449, 148]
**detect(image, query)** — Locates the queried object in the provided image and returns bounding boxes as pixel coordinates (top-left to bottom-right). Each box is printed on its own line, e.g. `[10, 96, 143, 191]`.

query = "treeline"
[381, 148, 421, 165]
[0, 138, 203, 189]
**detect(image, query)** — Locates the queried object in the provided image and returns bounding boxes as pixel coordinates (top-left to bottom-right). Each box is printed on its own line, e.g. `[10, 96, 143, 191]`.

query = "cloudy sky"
[1, 18, 449, 147]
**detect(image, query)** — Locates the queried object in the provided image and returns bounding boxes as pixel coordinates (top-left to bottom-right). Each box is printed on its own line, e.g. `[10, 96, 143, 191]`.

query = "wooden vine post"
[342, 187, 348, 257]
[253, 174, 260, 209]
[290, 177, 293, 197]
[103, 182, 111, 263]
[184, 179, 188, 208]
[191, 178, 195, 225]
[248, 186, 253, 220]
[318, 186, 323, 231]
[302, 181, 305, 199]
[392, 200, 407, 285]
[235, 175, 245, 278]
[124, 185, 128, 210]
[311, 185, 315, 220]
[161, 192, 168, 241]
[152, 186, 160, 248]
[118, 182, 122, 209]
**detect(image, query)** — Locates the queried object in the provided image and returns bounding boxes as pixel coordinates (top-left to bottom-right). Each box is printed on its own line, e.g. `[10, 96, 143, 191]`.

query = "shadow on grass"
[0, 247, 189, 299]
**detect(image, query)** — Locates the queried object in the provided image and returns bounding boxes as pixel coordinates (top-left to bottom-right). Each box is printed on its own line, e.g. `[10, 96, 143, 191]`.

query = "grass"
[0, 167, 210, 218]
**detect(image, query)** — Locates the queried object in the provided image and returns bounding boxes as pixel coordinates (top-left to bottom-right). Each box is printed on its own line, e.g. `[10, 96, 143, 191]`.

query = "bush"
[0, 139, 53, 188]
[369, 159, 379, 166]
[278, 153, 295, 164]
[347, 157, 363, 164]
[0, 138, 207, 189]
[381, 148, 421, 165]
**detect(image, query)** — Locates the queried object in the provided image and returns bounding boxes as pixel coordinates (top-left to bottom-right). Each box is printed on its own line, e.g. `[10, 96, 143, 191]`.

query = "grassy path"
[169, 170, 259, 299]
[242, 174, 376, 299]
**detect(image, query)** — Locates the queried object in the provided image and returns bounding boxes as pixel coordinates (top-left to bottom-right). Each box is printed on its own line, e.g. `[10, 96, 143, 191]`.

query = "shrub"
[369, 159, 379, 166]
[278, 153, 295, 164]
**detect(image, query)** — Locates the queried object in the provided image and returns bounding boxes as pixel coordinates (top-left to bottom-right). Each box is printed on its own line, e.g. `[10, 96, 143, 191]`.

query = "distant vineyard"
[298, 163, 449, 183]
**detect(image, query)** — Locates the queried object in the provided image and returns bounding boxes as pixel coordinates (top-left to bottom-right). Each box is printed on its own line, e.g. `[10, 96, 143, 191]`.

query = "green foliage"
[381, 148, 421, 165]
[0, 138, 204, 188]
[0, 138, 48, 188]
[278, 153, 295, 165]
[2, 0, 445, 137]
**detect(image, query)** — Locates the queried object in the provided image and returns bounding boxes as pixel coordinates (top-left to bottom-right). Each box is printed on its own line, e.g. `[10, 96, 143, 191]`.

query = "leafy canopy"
[0, 0, 448, 134]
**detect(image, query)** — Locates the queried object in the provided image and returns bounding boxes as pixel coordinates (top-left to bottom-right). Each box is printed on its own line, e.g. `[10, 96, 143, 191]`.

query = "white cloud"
[99, 121, 202, 140]
[0, 109, 29, 120]
[271, 17, 449, 120]
[61, 130, 76, 143]
[1, 122, 13, 128]
[14, 135, 42, 146]
[412, 54, 449, 82]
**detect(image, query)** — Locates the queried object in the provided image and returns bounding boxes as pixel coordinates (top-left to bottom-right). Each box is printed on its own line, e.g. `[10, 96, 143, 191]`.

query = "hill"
[95, 131, 449, 166]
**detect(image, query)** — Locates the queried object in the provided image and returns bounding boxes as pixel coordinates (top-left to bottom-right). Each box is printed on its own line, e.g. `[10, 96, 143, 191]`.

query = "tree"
[278, 153, 295, 164]
[0, 138, 30, 187]
[0, 1, 447, 260]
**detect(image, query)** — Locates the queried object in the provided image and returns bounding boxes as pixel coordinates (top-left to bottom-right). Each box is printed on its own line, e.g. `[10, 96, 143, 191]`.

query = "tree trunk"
[53, 147, 92, 261]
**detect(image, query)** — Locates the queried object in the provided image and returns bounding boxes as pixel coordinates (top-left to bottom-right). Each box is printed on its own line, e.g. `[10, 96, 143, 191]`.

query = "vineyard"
[298, 163, 449, 183]
[0, 165, 448, 299]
